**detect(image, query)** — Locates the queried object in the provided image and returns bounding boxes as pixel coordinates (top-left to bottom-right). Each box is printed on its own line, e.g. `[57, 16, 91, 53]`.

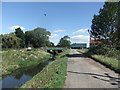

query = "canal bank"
[21, 49, 70, 88]
[1, 59, 53, 88]
[2, 49, 51, 75]
[1, 49, 70, 89]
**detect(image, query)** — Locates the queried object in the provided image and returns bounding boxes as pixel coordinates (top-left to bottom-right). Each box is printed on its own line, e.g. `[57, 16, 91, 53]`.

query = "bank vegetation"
[21, 49, 70, 88]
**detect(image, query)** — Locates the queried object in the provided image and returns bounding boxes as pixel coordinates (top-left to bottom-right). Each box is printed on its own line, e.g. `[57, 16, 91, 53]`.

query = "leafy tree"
[57, 35, 71, 48]
[2, 33, 21, 48]
[45, 41, 55, 47]
[1, 27, 53, 49]
[25, 30, 34, 47]
[0, 34, 3, 50]
[15, 27, 25, 40]
[89, 2, 119, 47]
[49, 42, 55, 47]
[15, 27, 25, 48]
[114, 1, 120, 47]
[25, 27, 51, 48]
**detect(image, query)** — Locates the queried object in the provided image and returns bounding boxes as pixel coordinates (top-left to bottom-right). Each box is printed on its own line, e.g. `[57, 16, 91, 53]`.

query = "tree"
[57, 35, 71, 48]
[25, 27, 51, 48]
[114, 1, 120, 47]
[44, 41, 55, 47]
[25, 30, 35, 47]
[2, 33, 21, 48]
[89, 2, 119, 47]
[2, 27, 53, 49]
[15, 27, 25, 48]
[49, 42, 55, 47]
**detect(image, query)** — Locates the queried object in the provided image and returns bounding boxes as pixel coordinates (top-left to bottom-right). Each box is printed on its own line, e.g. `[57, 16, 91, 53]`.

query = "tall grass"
[91, 55, 120, 73]
[2, 49, 50, 75]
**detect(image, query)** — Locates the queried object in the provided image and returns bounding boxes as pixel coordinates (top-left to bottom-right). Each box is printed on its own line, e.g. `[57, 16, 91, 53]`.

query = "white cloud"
[70, 35, 90, 42]
[73, 28, 88, 34]
[49, 33, 59, 38]
[9, 26, 25, 30]
[54, 30, 65, 33]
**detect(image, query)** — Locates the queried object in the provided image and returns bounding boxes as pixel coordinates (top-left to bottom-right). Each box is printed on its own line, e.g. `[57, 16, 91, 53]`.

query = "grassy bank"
[91, 55, 119, 73]
[2, 49, 51, 75]
[21, 49, 70, 88]
[78, 49, 88, 54]
[78, 49, 120, 73]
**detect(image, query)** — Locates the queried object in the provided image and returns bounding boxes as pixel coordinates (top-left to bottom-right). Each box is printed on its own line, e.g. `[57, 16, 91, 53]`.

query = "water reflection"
[1, 59, 53, 88]
[2, 75, 31, 88]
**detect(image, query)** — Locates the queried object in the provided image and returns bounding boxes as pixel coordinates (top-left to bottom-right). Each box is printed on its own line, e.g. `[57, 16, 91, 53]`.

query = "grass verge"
[78, 49, 120, 73]
[90, 55, 120, 73]
[2, 49, 51, 75]
[21, 49, 70, 88]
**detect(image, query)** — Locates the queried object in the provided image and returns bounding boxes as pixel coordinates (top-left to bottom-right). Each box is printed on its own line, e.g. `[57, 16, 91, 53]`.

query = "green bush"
[87, 46, 120, 59]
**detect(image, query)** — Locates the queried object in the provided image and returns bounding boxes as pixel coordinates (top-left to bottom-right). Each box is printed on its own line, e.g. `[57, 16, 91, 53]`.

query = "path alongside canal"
[64, 49, 119, 88]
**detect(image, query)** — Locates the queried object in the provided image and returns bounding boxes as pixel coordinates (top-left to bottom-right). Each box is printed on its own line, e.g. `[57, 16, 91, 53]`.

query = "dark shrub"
[87, 46, 120, 59]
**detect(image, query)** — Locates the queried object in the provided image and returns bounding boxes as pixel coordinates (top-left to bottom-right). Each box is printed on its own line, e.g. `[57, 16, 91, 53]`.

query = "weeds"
[2, 49, 50, 75]
[21, 50, 70, 88]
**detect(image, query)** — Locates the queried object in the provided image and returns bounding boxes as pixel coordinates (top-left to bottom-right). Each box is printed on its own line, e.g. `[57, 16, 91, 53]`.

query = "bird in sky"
[44, 13, 46, 16]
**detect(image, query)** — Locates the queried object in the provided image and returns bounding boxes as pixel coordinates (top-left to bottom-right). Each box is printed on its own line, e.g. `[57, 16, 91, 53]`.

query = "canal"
[1, 59, 53, 89]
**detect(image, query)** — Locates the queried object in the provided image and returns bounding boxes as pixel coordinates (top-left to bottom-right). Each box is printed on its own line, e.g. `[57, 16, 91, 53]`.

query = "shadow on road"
[68, 54, 87, 58]
[68, 71, 120, 86]
[61, 53, 88, 58]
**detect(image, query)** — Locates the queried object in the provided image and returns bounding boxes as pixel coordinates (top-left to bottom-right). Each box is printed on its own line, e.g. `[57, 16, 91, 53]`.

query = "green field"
[21, 49, 70, 88]
[2, 49, 51, 75]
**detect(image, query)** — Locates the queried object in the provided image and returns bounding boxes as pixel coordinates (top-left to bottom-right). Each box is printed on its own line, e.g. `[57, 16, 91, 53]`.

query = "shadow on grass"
[68, 70, 120, 86]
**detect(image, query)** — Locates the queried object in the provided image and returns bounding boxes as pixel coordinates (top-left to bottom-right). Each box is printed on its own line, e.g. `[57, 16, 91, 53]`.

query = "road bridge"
[46, 47, 67, 55]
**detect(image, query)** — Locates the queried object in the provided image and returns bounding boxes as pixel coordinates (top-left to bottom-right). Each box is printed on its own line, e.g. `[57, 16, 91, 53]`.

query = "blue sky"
[2, 2, 104, 46]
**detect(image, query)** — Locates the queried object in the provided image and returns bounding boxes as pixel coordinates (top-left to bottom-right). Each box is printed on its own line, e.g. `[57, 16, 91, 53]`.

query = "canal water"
[0, 59, 53, 89]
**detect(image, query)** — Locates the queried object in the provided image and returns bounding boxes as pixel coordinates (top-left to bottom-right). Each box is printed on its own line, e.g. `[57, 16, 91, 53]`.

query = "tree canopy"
[25, 27, 51, 48]
[1, 27, 53, 49]
[15, 27, 25, 41]
[57, 35, 71, 48]
[15, 27, 25, 48]
[1, 33, 21, 48]
[89, 2, 120, 47]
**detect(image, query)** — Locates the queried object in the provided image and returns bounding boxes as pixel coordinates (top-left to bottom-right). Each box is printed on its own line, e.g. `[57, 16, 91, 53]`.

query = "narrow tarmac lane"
[64, 49, 120, 88]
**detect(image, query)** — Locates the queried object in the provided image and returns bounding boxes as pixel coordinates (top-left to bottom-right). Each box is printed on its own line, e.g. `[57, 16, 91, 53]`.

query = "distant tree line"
[89, 2, 120, 48]
[1, 27, 54, 49]
[0, 27, 71, 49]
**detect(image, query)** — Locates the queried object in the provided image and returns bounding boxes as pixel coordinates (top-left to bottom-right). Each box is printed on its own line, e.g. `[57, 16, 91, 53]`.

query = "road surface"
[64, 49, 120, 88]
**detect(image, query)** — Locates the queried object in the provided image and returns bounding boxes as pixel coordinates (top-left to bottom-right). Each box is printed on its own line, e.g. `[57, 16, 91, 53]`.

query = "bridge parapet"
[46, 47, 67, 50]
[46, 47, 67, 55]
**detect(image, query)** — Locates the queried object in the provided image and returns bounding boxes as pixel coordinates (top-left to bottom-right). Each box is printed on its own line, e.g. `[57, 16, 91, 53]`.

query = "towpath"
[64, 49, 120, 88]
